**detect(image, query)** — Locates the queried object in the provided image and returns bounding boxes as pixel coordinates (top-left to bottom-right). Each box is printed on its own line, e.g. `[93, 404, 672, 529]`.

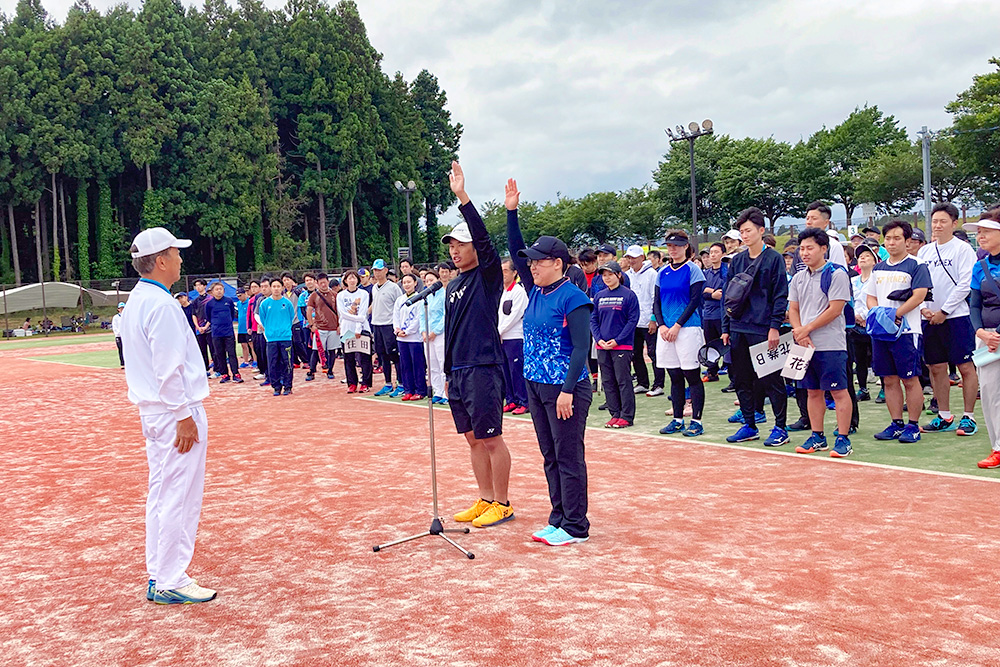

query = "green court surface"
[0, 333, 114, 351]
[25, 349, 120, 369]
[370, 363, 999, 480]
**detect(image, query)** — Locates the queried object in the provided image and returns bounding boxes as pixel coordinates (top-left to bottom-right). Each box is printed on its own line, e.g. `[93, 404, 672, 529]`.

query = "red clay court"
[3, 339, 999, 666]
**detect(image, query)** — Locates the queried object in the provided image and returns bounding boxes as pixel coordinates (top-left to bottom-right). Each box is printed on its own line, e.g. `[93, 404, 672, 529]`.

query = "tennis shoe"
[874, 423, 904, 440]
[727, 409, 744, 424]
[978, 450, 1000, 468]
[659, 419, 684, 435]
[787, 418, 810, 431]
[233, 375, 244, 384]
[726, 425, 759, 443]
[272, 388, 281, 396]
[795, 433, 828, 454]
[512, 405, 527, 415]
[957, 416, 978, 436]
[611, 418, 632, 428]
[454, 498, 493, 523]
[830, 435, 852, 458]
[358, 384, 369, 393]
[472, 502, 515, 528]
[764, 427, 789, 447]
[682, 421, 704, 437]
[254, 373, 265, 380]
[921, 415, 956, 433]
[219, 375, 230, 384]
[541, 527, 589, 546]
[153, 582, 217, 605]
[605, 418, 617, 428]
[633, 385, 648, 394]
[282, 388, 292, 395]
[390, 386, 405, 398]
[503, 402, 516, 413]
[646, 387, 664, 397]
[898, 423, 921, 443]
[532, 525, 558, 542]
[347, 384, 357, 393]
[374, 385, 392, 397]
[147, 579, 155, 601]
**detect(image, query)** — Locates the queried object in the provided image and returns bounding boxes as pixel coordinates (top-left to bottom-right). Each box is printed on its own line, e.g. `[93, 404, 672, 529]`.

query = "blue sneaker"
[830, 435, 852, 458]
[874, 422, 904, 440]
[259, 380, 270, 387]
[147, 579, 155, 601]
[659, 419, 685, 434]
[153, 582, 217, 605]
[531, 525, 558, 542]
[920, 415, 957, 433]
[239, 362, 249, 368]
[957, 415, 978, 436]
[374, 385, 393, 397]
[825, 399, 835, 411]
[795, 432, 828, 454]
[727, 409, 744, 424]
[211, 371, 221, 379]
[682, 421, 704, 437]
[390, 386, 406, 398]
[540, 526, 589, 546]
[726, 424, 759, 443]
[899, 423, 921, 443]
[764, 427, 789, 447]
[833, 426, 857, 436]
[754, 411, 767, 425]
[251, 361, 257, 368]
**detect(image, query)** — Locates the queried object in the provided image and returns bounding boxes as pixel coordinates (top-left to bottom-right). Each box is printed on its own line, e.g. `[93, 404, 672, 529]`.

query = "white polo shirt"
[121, 279, 210, 420]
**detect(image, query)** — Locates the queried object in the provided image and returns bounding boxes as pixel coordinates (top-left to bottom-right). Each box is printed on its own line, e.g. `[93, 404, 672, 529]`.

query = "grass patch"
[26, 349, 121, 369]
[0, 333, 114, 351]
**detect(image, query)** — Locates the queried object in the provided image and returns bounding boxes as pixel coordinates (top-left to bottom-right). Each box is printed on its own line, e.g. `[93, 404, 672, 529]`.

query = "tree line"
[0, 0, 461, 286]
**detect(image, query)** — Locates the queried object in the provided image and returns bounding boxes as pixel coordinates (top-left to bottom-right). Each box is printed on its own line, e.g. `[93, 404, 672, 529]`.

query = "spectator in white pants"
[121, 227, 217, 605]
[420, 270, 448, 404]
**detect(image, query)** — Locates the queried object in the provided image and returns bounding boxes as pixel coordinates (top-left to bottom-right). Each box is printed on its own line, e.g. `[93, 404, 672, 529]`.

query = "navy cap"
[862, 226, 880, 235]
[596, 243, 616, 256]
[597, 260, 622, 275]
[911, 228, 927, 243]
[518, 236, 572, 264]
[664, 233, 689, 247]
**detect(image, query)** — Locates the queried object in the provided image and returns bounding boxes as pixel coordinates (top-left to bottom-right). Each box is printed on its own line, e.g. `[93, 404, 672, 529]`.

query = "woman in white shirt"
[337, 270, 372, 393]
[851, 243, 876, 402]
[392, 272, 426, 400]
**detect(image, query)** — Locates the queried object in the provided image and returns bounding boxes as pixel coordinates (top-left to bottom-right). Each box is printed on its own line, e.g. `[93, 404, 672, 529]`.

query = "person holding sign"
[337, 270, 373, 393]
[721, 207, 790, 446]
[863, 220, 932, 444]
[787, 228, 854, 458]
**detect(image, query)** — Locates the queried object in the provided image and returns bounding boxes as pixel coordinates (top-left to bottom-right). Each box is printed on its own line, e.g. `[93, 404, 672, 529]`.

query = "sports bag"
[724, 252, 764, 320]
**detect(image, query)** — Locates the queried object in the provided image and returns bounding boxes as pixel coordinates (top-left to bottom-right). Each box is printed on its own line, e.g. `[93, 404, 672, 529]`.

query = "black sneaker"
[282, 388, 292, 396]
[927, 398, 938, 415]
[787, 418, 810, 431]
[856, 388, 870, 402]
[273, 388, 281, 396]
[598, 403, 608, 411]
[305, 372, 315, 382]
[721, 382, 736, 393]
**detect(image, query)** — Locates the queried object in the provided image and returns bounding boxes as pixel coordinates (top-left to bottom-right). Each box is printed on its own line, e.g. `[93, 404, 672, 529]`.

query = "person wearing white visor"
[120, 227, 218, 605]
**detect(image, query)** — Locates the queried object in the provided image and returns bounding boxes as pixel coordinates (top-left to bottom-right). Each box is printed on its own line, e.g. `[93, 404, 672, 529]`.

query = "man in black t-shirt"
[443, 162, 514, 530]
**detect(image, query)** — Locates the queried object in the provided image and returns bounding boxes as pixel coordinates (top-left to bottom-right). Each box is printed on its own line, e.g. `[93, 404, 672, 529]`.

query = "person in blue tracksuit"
[590, 261, 639, 427]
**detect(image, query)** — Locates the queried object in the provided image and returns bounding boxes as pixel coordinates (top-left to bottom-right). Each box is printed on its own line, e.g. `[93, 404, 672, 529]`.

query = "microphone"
[405, 281, 444, 306]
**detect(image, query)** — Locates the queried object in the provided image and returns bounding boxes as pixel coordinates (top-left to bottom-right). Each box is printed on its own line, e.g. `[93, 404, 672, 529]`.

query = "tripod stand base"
[373, 518, 475, 559]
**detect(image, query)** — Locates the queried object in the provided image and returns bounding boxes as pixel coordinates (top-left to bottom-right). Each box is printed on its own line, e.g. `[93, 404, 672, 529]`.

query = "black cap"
[664, 233, 689, 247]
[862, 226, 880, 235]
[911, 228, 927, 243]
[518, 236, 572, 264]
[596, 243, 616, 256]
[862, 237, 880, 249]
[855, 243, 877, 260]
[597, 260, 622, 275]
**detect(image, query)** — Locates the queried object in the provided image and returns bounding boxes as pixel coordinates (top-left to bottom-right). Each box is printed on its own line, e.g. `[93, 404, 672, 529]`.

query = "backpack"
[724, 252, 765, 320]
[819, 262, 855, 325]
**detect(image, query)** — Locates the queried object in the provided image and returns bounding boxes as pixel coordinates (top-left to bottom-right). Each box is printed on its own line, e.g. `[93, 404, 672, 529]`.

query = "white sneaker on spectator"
[646, 387, 664, 397]
[254, 373, 265, 380]
[633, 385, 648, 394]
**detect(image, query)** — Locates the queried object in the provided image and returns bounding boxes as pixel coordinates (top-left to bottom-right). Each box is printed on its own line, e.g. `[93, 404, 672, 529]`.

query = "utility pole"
[918, 125, 933, 228]
[666, 120, 714, 240]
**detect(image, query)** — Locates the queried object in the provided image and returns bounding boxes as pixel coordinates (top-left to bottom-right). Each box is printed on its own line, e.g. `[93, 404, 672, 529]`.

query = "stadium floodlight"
[665, 118, 716, 241]
[394, 179, 418, 261]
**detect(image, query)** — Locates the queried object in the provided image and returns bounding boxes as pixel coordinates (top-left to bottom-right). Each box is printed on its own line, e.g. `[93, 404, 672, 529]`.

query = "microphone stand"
[373, 296, 474, 559]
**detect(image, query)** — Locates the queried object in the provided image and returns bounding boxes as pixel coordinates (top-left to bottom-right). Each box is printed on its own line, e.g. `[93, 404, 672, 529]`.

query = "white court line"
[23, 357, 114, 371]
[356, 396, 1000, 486]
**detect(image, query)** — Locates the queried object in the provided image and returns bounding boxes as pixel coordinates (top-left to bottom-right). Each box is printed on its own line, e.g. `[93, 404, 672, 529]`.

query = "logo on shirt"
[449, 284, 468, 304]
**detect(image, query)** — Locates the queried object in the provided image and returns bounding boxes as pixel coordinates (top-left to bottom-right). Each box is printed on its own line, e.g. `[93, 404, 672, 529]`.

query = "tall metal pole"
[920, 125, 932, 228]
[688, 137, 698, 241]
[405, 190, 413, 261]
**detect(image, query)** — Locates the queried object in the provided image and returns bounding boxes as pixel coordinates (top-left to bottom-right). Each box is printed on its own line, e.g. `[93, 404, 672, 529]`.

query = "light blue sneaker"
[531, 525, 558, 542]
[764, 427, 789, 447]
[830, 435, 852, 458]
[659, 419, 685, 435]
[795, 432, 827, 454]
[726, 424, 759, 443]
[147, 579, 155, 601]
[727, 409, 744, 424]
[153, 582, 217, 605]
[540, 527, 589, 546]
[682, 421, 704, 437]
[374, 385, 393, 397]
[898, 423, 921, 443]
[753, 411, 767, 424]
[957, 415, 978, 436]
[390, 386, 406, 398]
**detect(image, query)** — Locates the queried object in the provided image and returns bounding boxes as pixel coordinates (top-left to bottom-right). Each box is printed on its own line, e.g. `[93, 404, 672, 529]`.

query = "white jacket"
[121, 280, 209, 419]
[625, 260, 656, 326]
[393, 293, 422, 343]
[498, 282, 528, 340]
[337, 288, 371, 336]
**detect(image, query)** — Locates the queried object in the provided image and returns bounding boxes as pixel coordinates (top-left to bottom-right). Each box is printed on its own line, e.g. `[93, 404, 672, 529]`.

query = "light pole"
[395, 180, 417, 261]
[666, 119, 714, 241]
[917, 126, 933, 228]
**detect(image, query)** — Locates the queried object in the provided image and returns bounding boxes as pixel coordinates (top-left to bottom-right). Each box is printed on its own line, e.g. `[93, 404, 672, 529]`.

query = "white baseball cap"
[624, 244, 645, 258]
[441, 222, 472, 244]
[964, 219, 1000, 232]
[723, 229, 741, 241]
[130, 227, 192, 258]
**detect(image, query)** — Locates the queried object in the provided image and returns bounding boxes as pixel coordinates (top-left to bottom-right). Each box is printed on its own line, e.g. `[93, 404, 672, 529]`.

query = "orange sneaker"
[978, 451, 1000, 469]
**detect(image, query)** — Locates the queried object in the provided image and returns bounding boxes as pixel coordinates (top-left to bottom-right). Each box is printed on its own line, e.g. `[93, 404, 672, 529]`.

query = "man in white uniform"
[121, 227, 216, 605]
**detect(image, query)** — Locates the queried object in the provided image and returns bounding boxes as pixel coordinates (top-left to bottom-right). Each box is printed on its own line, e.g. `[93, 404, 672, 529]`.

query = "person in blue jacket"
[507, 178, 594, 547]
[203, 282, 241, 383]
[590, 260, 640, 428]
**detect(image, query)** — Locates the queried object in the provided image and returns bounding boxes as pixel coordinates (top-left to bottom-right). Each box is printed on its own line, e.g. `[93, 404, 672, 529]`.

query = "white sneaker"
[645, 387, 664, 397]
[254, 373, 265, 380]
[153, 582, 217, 604]
[633, 385, 648, 394]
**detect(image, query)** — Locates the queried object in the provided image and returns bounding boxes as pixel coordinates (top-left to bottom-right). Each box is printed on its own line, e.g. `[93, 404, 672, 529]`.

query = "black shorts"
[448, 365, 504, 439]
[237, 333, 249, 343]
[922, 316, 975, 366]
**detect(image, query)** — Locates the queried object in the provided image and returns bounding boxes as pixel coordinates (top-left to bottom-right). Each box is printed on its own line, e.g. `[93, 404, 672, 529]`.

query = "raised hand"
[505, 178, 520, 211]
[449, 161, 469, 204]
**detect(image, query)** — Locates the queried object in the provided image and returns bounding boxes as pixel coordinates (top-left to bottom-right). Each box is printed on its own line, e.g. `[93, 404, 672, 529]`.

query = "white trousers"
[427, 334, 446, 398]
[978, 350, 1000, 452]
[142, 404, 208, 590]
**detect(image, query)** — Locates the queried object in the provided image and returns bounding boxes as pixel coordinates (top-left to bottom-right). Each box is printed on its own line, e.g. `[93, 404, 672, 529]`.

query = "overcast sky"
[6, 0, 1000, 225]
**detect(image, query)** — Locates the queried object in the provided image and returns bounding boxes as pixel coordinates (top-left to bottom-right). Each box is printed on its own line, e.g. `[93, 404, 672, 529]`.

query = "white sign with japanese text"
[343, 335, 372, 355]
[780, 343, 814, 381]
[749, 332, 794, 378]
